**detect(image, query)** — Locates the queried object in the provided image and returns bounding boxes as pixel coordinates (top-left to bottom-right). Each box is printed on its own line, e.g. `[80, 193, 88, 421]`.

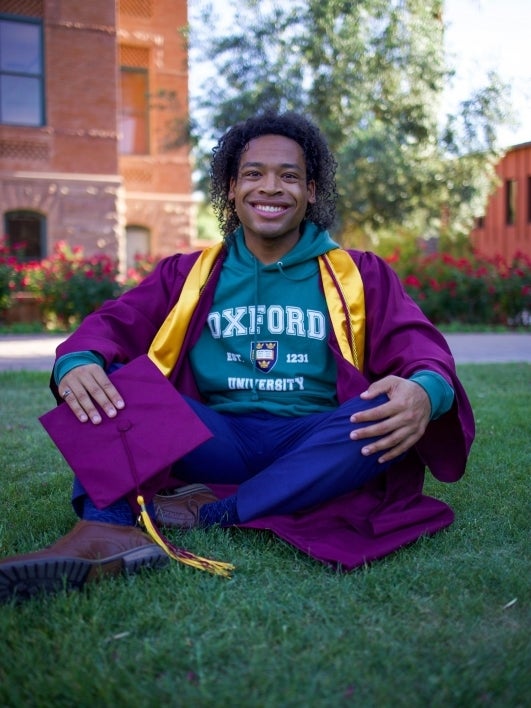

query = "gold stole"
[148, 243, 365, 376]
[148, 243, 223, 377]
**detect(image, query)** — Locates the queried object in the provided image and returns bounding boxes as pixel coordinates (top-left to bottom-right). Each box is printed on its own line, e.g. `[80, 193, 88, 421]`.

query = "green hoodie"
[189, 221, 341, 416]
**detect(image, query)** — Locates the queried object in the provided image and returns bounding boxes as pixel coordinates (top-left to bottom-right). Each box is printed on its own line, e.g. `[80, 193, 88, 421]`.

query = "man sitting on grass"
[0, 111, 474, 603]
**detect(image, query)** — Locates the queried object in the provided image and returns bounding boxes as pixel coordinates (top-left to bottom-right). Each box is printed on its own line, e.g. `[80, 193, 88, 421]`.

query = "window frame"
[125, 224, 151, 269]
[119, 65, 150, 155]
[505, 179, 517, 226]
[4, 209, 47, 260]
[0, 14, 46, 127]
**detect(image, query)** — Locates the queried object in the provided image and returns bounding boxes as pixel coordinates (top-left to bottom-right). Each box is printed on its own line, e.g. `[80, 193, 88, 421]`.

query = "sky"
[189, 0, 531, 149]
[444, 0, 531, 147]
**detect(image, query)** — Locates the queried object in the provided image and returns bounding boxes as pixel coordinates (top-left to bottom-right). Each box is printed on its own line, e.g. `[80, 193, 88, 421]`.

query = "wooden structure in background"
[471, 142, 531, 262]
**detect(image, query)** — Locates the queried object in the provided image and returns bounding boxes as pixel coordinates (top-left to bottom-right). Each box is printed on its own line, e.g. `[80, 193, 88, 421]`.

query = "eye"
[282, 172, 300, 181]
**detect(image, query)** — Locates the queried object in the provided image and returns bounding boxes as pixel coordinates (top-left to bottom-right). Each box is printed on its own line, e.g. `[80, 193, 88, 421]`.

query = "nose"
[259, 172, 282, 193]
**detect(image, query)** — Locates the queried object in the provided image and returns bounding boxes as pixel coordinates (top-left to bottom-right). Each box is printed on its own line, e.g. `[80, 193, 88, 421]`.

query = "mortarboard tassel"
[137, 495, 234, 578]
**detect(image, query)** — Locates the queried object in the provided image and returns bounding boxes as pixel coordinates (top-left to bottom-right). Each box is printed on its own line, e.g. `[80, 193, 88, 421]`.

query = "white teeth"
[255, 204, 284, 212]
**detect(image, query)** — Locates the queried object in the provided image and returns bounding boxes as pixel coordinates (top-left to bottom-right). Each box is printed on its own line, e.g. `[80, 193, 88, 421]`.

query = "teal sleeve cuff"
[409, 370, 455, 420]
[54, 351, 105, 385]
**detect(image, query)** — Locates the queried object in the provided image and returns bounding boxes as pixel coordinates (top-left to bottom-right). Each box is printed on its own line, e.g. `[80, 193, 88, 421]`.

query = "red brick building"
[471, 141, 531, 262]
[0, 0, 193, 270]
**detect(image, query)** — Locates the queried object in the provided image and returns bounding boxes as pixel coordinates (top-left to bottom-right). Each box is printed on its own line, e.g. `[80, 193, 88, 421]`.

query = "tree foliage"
[189, 0, 511, 249]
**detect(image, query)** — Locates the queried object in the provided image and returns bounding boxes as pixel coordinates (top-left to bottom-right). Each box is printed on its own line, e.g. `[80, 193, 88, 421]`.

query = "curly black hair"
[210, 110, 338, 238]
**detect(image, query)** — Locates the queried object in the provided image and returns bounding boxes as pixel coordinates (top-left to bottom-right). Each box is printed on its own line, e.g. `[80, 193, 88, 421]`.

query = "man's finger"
[350, 401, 393, 425]
[60, 386, 94, 423]
[59, 367, 125, 424]
[90, 369, 125, 410]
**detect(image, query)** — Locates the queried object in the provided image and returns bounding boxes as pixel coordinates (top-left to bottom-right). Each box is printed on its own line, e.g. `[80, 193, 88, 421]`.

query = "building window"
[0, 17, 44, 126]
[119, 67, 149, 155]
[505, 179, 517, 226]
[125, 225, 150, 269]
[527, 176, 531, 224]
[4, 210, 45, 259]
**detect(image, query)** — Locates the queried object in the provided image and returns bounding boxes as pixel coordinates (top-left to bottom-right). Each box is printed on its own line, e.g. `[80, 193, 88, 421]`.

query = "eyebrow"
[239, 161, 304, 171]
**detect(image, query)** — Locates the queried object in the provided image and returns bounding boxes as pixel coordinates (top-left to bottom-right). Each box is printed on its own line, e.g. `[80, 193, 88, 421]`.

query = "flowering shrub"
[389, 250, 531, 326]
[0, 240, 27, 309]
[0, 250, 15, 310]
[24, 242, 123, 326]
[119, 252, 159, 290]
[1, 236, 529, 329]
[0, 239, 122, 327]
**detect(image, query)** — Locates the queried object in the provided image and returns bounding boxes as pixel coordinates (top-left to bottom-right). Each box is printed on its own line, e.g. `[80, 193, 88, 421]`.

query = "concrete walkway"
[442, 332, 531, 364]
[0, 332, 529, 371]
[0, 334, 67, 372]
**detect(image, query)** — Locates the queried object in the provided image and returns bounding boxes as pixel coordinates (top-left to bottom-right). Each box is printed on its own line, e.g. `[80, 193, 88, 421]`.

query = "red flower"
[404, 275, 421, 288]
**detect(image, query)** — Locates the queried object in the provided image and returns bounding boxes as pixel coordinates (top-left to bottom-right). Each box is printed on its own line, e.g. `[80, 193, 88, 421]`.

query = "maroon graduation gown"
[52, 246, 475, 570]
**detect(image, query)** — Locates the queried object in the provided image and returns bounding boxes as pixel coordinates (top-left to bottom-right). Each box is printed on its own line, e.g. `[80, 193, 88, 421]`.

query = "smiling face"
[228, 134, 316, 263]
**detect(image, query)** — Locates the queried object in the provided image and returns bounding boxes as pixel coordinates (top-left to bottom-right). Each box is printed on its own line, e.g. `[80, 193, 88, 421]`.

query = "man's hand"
[350, 376, 431, 463]
[58, 364, 125, 424]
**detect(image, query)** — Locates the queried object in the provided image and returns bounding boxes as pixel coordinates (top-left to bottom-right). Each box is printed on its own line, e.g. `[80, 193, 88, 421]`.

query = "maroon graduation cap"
[39, 355, 233, 576]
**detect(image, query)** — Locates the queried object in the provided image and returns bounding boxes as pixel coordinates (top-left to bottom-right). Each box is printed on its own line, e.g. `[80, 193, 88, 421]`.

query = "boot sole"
[0, 545, 169, 604]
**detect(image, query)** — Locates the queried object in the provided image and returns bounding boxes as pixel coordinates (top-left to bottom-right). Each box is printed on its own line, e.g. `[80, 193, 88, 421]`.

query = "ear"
[228, 177, 236, 200]
[307, 180, 316, 204]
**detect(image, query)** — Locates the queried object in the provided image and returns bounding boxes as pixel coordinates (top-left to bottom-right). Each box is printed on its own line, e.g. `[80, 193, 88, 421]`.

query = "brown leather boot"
[0, 520, 168, 603]
[154, 483, 218, 529]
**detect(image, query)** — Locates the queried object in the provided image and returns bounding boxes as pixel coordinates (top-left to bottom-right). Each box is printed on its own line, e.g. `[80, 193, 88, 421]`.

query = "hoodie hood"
[229, 221, 340, 278]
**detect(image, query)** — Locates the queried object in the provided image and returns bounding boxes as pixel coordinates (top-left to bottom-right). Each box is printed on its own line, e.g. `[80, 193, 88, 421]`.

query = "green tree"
[189, 0, 511, 249]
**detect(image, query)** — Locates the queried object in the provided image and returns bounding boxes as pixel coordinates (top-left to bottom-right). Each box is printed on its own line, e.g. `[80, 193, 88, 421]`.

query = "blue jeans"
[172, 394, 395, 523]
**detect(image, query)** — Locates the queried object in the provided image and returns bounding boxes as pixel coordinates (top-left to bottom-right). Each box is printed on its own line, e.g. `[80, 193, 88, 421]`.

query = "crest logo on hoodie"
[251, 341, 278, 373]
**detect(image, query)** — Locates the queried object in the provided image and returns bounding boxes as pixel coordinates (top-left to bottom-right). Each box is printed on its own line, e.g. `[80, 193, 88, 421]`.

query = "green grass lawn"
[0, 365, 529, 707]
